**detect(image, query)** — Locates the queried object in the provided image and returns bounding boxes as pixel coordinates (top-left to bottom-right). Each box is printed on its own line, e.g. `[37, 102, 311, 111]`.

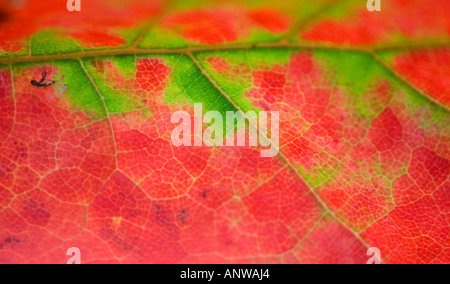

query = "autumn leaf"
[0, 0, 448, 264]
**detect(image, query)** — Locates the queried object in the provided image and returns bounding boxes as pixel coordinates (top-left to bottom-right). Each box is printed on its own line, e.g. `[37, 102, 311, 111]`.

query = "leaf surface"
[0, 0, 448, 264]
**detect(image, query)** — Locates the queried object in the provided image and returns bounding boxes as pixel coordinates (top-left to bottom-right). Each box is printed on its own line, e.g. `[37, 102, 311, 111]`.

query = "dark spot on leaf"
[0, 237, 20, 249]
[23, 199, 51, 227]
[178, 208, 188, 224]
[152, 204, 168, 226]
[0, 8, 11, 24]
[200, 188, 211, 199]
[12, 143, 27, 161]
[153, 204, 162, 214]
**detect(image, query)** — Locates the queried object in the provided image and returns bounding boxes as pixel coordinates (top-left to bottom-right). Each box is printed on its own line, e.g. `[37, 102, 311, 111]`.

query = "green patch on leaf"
[31, 30, 82, 56]
[298, 166, 335, 188]
[140, 28, 189, 49]
[60, 60, 107, 118]
[313, 50, 395, 118]
[196, 49, 295, 113]
[168, 54, 237, 116]
[15, 60, 107, 118]
[82, 56, 140, 114]
[81, 54, 237, 119]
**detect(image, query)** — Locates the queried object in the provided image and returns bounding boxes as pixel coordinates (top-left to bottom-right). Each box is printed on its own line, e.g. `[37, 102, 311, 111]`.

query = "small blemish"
[200, 188, 210, 200]
[153, 204, 162, 214]
[0, 8, 11, 24]
[153, 204, 168, 226]
[55, 83, 68, 96]
[178, 208, 188, 224]
[0, 237, 20, 249]
[23, 199, 51, 226]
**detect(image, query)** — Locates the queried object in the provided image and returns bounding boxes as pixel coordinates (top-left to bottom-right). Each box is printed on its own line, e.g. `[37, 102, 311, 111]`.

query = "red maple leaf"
[0, 0, 448, 264]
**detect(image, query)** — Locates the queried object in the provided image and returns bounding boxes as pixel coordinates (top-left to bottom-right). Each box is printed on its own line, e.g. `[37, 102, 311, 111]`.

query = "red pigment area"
[161, 8, 291, 45]
[409, 147, 450, 190]
[20, 199, 51, 227]
[244, 52, 352, 160]
[0, 57, 364, 264]
[135, 58, 171, 92]
[394, 49, 450, 107]
[0, 70, 14, 145]
[242, 169, 321, 242]
[207, 57, 231, 74]
[0, 185, 13, 208]
[207, 51, 449, 263]
[0, 65, 116, 263]
[163, 10, 238, 45]
[91, 60, 129, 90]
[87, 171, 188, 263]
[302, 0, 450, 45]
[252, 70, 286, 104]
[295, 219, 368, 264]
[215, 52, 393, 230]
[247, 9, 291, 33]
[88, 58, 172, 110]
[302, 14, 383, 45]
[368, 108, 403, 152]
[69, 31, 126, 48]
[11, 166, 40, 194]
[40, 169, 103, 203]
[0, 0, 163, 53]
[363, 186, 449, 263]
[84, 165, 325, 263]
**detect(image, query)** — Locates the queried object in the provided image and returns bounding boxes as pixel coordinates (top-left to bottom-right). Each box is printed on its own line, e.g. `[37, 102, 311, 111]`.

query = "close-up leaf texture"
[0, 0, 449, 264]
